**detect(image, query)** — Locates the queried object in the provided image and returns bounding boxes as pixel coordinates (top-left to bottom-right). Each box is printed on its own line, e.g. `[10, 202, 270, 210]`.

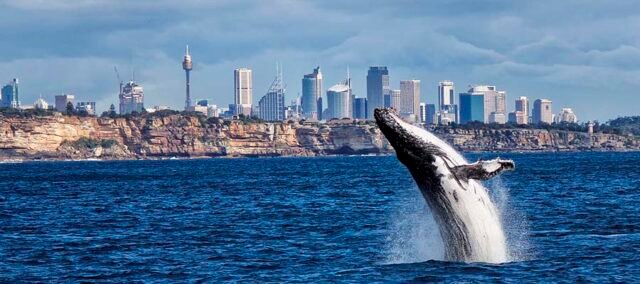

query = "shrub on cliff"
[0, 107, 56, 118]
[62, 138, 119, 150]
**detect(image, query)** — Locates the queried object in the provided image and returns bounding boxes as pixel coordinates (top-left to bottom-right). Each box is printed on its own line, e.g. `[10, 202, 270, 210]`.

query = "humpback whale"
[375, 108, 514, 263]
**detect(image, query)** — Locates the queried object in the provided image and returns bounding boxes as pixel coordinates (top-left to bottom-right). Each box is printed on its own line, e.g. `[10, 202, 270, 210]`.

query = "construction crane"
[114, 66, 123, 94]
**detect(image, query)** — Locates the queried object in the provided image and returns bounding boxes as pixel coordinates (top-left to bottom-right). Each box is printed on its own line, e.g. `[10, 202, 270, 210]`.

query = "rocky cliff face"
[0, 114, 637, 160]
[0, 114, 390, 160]
[431, 127, 640, 152]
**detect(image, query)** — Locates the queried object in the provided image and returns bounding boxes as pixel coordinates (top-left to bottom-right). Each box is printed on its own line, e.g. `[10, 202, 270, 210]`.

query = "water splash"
[385, 178, 532, 264]
[486, 177, 533, 261]
[384, 188, 444, 264]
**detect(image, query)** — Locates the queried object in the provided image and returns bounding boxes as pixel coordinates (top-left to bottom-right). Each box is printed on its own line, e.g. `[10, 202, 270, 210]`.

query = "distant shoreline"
[2, 148, 639, 164]
[0, 112, 638, 162]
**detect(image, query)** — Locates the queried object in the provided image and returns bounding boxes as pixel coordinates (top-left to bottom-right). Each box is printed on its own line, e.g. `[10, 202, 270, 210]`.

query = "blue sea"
[1, 152, 639, 282]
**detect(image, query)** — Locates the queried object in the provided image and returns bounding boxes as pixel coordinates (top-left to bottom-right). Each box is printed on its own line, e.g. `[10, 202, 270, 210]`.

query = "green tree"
[66, 102, 75, 115]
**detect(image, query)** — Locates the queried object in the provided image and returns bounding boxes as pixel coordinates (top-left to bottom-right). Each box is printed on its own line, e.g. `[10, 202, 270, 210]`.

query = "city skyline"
[0, 1, 639, 121]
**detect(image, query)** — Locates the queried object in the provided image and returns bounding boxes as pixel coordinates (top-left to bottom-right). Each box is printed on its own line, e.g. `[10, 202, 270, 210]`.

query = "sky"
[1, 0, 639, 121]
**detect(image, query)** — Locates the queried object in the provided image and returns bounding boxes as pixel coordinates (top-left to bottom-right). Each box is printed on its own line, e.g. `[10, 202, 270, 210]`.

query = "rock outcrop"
[0, 113, 637, 161]
[0, 114, 390, 160]
[431, 127, 640, 152]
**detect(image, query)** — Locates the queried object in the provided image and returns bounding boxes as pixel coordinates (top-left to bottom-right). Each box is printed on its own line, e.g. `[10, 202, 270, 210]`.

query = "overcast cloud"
[0, 0, 638, 121]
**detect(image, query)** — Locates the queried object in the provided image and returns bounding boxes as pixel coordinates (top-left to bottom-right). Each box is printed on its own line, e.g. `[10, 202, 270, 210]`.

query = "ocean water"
[1, 152, 639, 282]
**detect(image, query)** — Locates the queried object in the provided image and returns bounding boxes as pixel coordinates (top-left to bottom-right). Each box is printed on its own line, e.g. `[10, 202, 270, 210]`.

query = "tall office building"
[119, 81, 145, 114]
[55, 94, 75, 112]
[182, 45, 193, 110]
[419, 103, 426, 123]
[383, 89, 391, 108]
[532, 99, 553, 124]
[426, 104, 437, 125]
[515, 96, 529, 116]
[514, 96, 529, 124]
[366, 66, 389, 119]
[258, 92, 285, 121]
[389, 89, 401, 110]
[258, 65, 286, 121]
[437, 81, 457, 124]
[234, 68, 253, 116]
[1, 79, 20, 108]
[301, 66, 323, 120]
[326, 82, 351, 120]
[400, 80, 420, 116]
[353, 97, 367, 119]
[438, 81, 455, 109]
[459, 92, 484, 124]
[463, 85, 507, 123]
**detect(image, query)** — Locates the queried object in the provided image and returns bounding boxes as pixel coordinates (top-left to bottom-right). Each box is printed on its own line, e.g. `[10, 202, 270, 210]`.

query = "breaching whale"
[374, 108, 514, 263]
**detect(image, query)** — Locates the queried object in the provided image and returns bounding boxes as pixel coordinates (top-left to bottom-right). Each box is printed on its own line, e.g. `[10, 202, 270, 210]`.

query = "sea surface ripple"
[0, 152, 639, 282]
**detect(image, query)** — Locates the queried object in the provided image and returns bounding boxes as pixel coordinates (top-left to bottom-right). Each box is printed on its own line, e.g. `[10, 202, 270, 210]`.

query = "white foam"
[384, 188, 444, 264]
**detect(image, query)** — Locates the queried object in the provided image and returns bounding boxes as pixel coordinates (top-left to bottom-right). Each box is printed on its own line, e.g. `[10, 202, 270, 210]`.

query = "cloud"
[0, 0, 638, 120]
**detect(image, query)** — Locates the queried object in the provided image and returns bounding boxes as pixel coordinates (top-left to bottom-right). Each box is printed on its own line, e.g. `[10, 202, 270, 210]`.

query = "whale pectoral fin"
[453, 158, 515, 181]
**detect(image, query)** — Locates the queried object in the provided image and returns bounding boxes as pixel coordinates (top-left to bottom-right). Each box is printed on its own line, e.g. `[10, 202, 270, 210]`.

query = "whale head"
[374, 108, 466, 171]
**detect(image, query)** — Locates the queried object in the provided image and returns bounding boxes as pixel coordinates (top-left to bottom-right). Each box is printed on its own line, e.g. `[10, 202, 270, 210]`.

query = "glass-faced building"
[301, 66, 322, 120]
[366, 66, 389, 119]
[353, 98, 367, 119]
[459, 92, 484, 124]
[326, 83, 351, 120]
[1, 78, 19, 108]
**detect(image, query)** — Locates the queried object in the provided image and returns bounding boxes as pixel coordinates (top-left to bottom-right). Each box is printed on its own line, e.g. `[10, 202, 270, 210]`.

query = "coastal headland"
[0, 112, 638, 161]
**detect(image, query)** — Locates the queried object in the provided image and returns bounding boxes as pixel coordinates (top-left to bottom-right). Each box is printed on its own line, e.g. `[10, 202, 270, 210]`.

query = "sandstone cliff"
[0, 114, 390, 160]
[0, 113, 637, 161]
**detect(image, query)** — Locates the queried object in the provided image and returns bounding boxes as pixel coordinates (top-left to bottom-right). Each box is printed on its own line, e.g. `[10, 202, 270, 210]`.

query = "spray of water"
[385, 179, 532, 263]
[486, 177, 533, 261]
[384, 188, 444, 264]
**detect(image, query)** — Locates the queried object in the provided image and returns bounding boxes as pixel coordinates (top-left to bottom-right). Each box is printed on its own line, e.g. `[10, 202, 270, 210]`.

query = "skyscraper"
[366, 66, 389, 119]
[258, 64, 286, 121]
[438, 81, 455, 109]
[532, 99, 553, 124]
[515, 96, 529, 115]
[326, 82, 351, 120]
[353, 97, 367, 119]
[389, 89, 401, 110]
[400, 80, 420, 116]
[515, 96, 529, 124]
[55, 94, 75, 112]
[426, 104, 437, 125]
[1, 79, 19, 108]
[182, 45, 193, 110]
[464, 85, 507, 124]
[234, 68, 253, 116]
[301, 66, 323, 121]
[419, 102, 426, 123]
[119, 81, 144, 114]
[437, 81, 458, 124]
[459, 92, 484, 124]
